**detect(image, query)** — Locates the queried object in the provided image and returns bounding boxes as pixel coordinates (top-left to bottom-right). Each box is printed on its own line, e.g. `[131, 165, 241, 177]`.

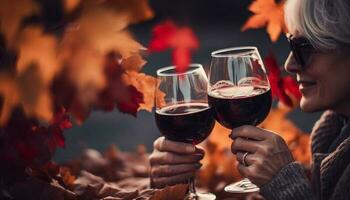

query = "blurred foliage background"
[55, 0, 321, 162]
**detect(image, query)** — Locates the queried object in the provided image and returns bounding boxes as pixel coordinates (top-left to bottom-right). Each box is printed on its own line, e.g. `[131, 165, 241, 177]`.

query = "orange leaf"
[17, 27, 62, 85]
[0, 65, 53, 125]
[60, 167, 76, 187]
[59, 7, 146, 119]
[242, 0, 286, 42]
[121, 51, 147, 72]
[0, 0, 39, 47]
[64, 0, 81, 13]
[123, 71, 165, 112]
[104, 0, 154, 24]
[0, 26, 58, 124]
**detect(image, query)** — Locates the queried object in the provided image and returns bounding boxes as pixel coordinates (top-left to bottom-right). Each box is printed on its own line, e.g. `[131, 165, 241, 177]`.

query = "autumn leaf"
[17, 27, 62, 85]
[0, 26, 61, 125]
[264, 52, 301, 107]
[149, 184, 188, 200]
[0, 0, 39, 47]
[64, 0, 81, 13]
[149, 21, 199, 74]
[103, 0, 154, 24]
[60, 167, 76, 187]
[116, 85, 144, 117]
[123, 71, 164, 112]
[58, 5, 148, 121]
[242, 0, 286, 42]
[0, 65, 53, 125]
[121, 51, 147, 72]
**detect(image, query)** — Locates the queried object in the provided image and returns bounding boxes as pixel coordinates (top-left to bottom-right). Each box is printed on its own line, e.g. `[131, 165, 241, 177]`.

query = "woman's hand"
[149, 137, 204, 188]
[230, 125, 294, 187]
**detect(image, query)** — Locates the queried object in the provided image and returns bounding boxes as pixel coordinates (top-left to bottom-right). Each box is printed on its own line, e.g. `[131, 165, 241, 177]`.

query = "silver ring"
[242, 152, 249, 166]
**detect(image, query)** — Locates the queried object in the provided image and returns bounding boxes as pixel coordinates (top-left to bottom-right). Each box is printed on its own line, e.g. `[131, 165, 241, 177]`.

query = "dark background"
[55, 0, 321, 162]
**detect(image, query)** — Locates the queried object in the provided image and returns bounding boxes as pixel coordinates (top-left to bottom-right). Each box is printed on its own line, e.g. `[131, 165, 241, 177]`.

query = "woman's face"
[284, 47, 350, 113]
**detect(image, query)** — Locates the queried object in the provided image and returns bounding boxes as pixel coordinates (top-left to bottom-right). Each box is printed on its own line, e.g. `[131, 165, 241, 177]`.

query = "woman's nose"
[284, 51, 302, 74]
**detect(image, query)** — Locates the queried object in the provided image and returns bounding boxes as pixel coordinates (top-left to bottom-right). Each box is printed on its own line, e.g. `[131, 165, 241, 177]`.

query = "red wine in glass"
[208, 85, 272, 129]
[155, 103, 215, 145]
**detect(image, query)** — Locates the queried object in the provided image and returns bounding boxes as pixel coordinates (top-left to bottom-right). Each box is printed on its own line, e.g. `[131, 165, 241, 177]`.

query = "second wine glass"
[207, 47, 272, 193]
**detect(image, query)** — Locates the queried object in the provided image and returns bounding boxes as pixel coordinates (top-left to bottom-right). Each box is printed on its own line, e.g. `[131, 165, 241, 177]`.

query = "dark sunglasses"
[287, 34, 316, 69]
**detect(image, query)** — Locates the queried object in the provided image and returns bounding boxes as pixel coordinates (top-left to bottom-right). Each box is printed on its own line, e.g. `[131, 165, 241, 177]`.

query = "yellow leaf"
[242, 0, 286, 42]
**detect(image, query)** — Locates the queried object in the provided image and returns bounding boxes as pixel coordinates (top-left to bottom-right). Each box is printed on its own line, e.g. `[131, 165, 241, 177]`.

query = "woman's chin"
[299, 97, 325, 113]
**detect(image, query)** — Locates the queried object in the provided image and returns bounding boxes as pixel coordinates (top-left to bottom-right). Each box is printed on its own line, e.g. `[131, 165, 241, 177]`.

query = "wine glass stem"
[188, 176, 197, 197]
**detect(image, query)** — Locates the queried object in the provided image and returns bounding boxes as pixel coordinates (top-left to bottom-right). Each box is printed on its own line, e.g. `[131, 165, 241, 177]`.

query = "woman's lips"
[297, 81, 317, 93]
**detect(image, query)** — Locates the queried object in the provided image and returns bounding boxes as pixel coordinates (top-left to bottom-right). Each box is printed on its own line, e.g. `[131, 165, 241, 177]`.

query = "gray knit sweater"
[260, 111, 350, 200]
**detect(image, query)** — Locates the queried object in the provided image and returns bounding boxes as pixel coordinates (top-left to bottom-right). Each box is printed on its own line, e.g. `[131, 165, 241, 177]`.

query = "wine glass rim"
[156, 63, 204, 77]
[211, 46, 258, 58]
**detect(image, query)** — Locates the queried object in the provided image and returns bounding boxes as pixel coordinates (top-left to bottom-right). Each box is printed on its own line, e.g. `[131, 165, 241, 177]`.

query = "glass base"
[224, 178, 260, 193]
[185, 192, 216, 200]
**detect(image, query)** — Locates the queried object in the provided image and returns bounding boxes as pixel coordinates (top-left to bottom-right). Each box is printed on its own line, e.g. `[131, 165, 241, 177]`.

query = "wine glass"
[207, 47, 272, 193]
[155, 64, 216, 200]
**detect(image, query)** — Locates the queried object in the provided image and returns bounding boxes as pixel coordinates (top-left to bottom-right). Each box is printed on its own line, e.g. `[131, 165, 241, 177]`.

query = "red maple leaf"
[149, 20, 199, 74]
[97, 52, 144, 117]
[46, 108, 72, 152]
[116, 85, 144, 117]
[264, 52, 301, 107]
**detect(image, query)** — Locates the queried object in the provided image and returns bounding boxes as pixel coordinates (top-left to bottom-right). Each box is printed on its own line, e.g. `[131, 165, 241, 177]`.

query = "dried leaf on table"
[242, 0, 286, 42]
[60, 167, 77, 188]
[74, 171, 140, 200]
[148, 184, 188, 200]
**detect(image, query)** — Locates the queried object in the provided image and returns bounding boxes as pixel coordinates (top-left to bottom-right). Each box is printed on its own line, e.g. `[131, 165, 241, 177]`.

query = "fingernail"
[195, 154, 204, 159]
[186, 145, 195, 153]
[195, 163, 203, 169]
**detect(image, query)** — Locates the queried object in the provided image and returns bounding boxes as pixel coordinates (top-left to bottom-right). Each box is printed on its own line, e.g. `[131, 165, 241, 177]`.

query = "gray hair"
[285, 0, 350, 51]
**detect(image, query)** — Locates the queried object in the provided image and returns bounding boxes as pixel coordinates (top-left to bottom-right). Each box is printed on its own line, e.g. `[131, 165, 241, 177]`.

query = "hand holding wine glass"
[208, 47, 272, 193]
[153, 64, 216, 200]
[230, 125, 294, 187]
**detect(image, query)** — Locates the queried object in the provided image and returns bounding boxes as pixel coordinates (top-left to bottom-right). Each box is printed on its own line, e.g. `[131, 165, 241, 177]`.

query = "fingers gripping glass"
[155, 64, 216, 200]
[208, 47, 272, 193]
[287, 34, 316, 69]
